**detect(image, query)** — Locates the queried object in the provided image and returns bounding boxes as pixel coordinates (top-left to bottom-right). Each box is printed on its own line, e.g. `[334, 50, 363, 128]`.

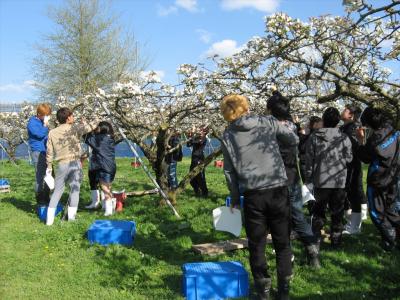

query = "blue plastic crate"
[37, 204, 64, 222]
[225, 196, 244, 208]
[87, 220, 136, 246]
[0, 178, 9, 186]
[182, 261, 249, 300]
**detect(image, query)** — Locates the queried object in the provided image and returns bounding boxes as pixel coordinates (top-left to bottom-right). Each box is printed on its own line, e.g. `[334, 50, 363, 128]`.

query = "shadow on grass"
[3, 196, 36, 214]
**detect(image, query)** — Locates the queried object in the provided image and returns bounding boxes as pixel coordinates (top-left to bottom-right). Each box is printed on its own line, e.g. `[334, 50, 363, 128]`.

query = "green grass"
[0, 158, 399, 299]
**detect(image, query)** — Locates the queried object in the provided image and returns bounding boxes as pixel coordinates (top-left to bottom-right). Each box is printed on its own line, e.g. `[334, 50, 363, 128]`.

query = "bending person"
[45, 108, 98, 225]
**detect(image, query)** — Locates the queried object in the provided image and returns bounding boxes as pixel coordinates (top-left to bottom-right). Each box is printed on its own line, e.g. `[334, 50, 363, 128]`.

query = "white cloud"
[140, 70, 165, 81]
[176, 0, 198, 12]
[157, 5, 178, 16]
[0, 80, 37, 93]
[205, 39, 244, 58]
[157, 0, 199, 16]
[196, 29, 212, 44]
[221, 0, 279, 13]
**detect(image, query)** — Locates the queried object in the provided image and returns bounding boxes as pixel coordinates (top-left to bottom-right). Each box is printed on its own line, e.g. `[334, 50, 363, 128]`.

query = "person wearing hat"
[220, 94, 298, 300]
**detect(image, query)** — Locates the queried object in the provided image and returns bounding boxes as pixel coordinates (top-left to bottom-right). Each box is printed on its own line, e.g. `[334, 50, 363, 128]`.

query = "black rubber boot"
[330, 232, 342, 248]
[306, 244, 321, 269]
[277, 276, 290, 300]
[379, 226, 396, 252]
[253, 277, 271, 300]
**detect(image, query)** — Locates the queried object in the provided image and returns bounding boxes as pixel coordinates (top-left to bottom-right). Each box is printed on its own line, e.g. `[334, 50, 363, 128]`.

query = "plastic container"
[37, 204, 64, 222]
[225, 196, 244, 208]
[87, 220, 136, 246]
[182, 261, 249, 300]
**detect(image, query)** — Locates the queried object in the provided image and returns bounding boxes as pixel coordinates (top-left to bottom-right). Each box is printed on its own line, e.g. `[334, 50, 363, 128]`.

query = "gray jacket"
[221, 114, 299, 205]
[305, 128, 352, 188]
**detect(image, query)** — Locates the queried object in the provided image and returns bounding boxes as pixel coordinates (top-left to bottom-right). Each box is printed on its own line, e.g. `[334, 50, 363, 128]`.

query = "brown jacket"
[46, 120, 98, 166]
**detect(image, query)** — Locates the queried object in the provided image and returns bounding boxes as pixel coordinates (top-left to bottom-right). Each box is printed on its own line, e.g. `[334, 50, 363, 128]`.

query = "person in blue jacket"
[27, 103, 52, 206]
[85, 121, 117, 216]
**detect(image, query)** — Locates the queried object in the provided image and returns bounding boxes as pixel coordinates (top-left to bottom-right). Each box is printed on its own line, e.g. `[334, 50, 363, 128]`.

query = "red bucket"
[131, 161, 141, 168]
[112, 190, 127, 212]
[214, 160, 224, 168]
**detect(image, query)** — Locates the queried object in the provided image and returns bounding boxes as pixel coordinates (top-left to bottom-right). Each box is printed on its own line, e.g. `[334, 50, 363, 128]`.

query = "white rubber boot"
[361, 204, 368, 220]
[111, 198, 116, 213]
[68, 206, 78, 221]
[345, 209, 352, 223]
[343, 213, 362, 234]
[46, 207, 56, 226]
[101, 191, 106, 211]
[104, 200, 113, 216]
[85, 190, 100, 209]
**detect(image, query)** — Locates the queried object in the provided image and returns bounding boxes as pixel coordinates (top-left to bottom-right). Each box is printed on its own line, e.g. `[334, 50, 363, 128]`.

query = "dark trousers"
[189, 158, 208, 196]
[32, 151, 50, 206]
[243, 186, 292, 281]
[367, 184, 400, 246]
[88, 169, 98, 190]
[288, 183, 316, 245]
[312, 188, 345, 240]
[345, 162, 366, 213]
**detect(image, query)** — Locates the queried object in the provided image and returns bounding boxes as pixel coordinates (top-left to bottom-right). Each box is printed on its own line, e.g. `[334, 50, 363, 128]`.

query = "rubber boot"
[104, 200, 113, 216]
[330, 232, 342, 248]
[277, 276, 290, 300]
[111, 198, 116, 213]
[101, 191, 105, 211]
[361, 204, 368, 220]
[46, 207, 56, 226]
[343, 213, 362, 235]
[68, 206, 78, 221]
[85, 190, 100, 209]
[344, 209, 352, 223]
[254, 277, 271, 300]
[379, 226, 396, 252]
[306, 244, 321, 269]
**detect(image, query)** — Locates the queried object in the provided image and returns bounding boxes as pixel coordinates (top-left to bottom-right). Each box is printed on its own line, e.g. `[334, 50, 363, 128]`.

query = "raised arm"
[46, 132, 54, 170]
[27, 119, 48, 140]
[304, 134, 315, 184]
[221, 141, 240, 207]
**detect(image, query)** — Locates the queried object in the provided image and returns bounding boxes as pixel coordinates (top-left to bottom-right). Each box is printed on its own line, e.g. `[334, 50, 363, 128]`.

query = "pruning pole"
[0, 142, 17, 166]
[97, 100, 180, 218]
[21, 136, 32, 165]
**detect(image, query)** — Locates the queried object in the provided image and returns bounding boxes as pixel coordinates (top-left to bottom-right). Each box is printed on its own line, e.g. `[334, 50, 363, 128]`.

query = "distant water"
[0, 139, 221, 160]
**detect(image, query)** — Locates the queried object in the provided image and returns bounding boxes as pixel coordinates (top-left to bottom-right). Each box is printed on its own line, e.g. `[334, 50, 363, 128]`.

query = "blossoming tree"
[0, 105, 35, 162]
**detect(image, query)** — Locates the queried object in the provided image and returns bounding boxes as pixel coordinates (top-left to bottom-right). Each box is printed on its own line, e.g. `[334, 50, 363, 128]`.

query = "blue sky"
[0, 0, 377, 103]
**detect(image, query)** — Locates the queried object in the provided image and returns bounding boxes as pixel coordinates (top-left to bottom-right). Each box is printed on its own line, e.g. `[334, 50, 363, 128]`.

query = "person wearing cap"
[220, 94, 298, 300]
[27, 103, 52, 207]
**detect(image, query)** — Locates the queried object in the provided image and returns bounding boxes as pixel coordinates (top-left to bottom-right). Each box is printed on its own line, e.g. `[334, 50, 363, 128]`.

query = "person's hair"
[322, 107, 341, 128]
[360, 107, 387, 130]
[36, 103, 51, 117]
[309, 116, 322, 129]
[220, 94, 250, 122]
[56, 107, 72, 124]
[345, 104, 362, 121]
[97, 121, 114, 137]
[266, 91, 291, 121]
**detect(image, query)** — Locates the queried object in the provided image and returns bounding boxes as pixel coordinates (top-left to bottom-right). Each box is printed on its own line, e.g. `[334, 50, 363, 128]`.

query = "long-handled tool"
[97, 100, 180, 218]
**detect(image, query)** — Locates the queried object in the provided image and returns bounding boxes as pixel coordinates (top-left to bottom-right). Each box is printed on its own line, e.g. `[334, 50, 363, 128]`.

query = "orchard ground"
[0, 158, 399, 299]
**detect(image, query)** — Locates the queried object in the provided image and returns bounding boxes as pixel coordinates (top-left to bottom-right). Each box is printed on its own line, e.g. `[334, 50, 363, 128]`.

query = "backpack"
[368, 131, 400, 189]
